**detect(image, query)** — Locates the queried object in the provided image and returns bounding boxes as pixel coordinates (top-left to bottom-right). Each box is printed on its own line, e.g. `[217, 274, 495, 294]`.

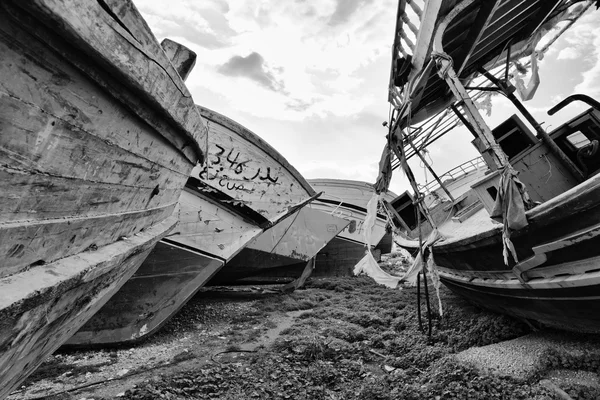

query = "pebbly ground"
[11, 254, 600, 400]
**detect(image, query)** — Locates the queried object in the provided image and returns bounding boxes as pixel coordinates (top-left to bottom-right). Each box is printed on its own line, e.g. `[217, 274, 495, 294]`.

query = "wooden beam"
[281, 258, 315, 292]
[160, 38, 196, 81]
[432, 0, 508, 170]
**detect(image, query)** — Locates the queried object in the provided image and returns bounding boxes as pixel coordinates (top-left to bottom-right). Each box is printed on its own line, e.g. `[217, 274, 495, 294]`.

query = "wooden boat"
[307, 179, 398, 276]
[386, 0, 600, 332]
[195, 107, 353, 285]
[68, 106, 325, 345]
[0, 0, 206, 396]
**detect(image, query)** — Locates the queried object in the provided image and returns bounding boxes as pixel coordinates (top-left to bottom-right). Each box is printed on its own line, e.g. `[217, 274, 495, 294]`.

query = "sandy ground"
[10, 260, 600, 400]
[10, 289, 302, 400]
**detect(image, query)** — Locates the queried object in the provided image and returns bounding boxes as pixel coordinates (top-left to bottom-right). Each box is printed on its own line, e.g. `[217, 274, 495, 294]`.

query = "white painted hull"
[194, 106, 316, 221]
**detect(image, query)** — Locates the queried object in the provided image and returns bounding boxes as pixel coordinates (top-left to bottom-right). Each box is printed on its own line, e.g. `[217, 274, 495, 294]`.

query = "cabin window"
[491, 115, 537, 160]
[565, 131, 591, 150]
[398, 205, 425, 230]
[486, 186, 498, 201]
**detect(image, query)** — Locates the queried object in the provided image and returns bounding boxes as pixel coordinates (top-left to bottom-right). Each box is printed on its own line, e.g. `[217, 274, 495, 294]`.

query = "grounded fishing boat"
[308, 179, 398, 276]
[0, 0, 206, 397]
[68, 106, 329, 345]
[200, 110, 351, 285]
[383, 0, 600, 332]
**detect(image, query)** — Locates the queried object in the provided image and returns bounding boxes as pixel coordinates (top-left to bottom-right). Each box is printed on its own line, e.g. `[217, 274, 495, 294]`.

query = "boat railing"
[418, 156, 486, 195]
[389, 0, 426, 107]
[390, 2, 592, 171]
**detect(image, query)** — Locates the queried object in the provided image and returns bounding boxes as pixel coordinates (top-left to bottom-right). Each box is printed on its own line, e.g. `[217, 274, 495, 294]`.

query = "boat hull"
[398, 174, 600, 333]
[0, 217, 176, 399]
[209, 207, 348, 284]
[0, 0, 203, 393]
[194, 106, 315, 221]
[439, 271, 600, 333]
[66, 240, 223, 346]
[67, 187, 263, 346]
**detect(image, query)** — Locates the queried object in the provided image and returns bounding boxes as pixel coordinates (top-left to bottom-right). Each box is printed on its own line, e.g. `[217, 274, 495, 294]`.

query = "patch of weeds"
[348, 312, 387, 328]
[280, 326, 303, 336]
[306, 360, 341, 386]
[561, 384, 600, 400]
[172, 350, 195, 363]
[263, 320, 278, 329]
[358, 377, 393, 400]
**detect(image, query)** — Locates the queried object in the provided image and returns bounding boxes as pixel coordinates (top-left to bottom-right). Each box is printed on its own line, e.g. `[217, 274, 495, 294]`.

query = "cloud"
[218, 52, 284, 91]
[564, 11, 600, 98]
[556, 47, 580, 60]
[328, 0, 373, 26]
[135, 0, 235, 49]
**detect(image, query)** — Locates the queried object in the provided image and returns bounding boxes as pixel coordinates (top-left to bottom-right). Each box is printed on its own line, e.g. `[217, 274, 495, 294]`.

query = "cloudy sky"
[136, 0, 600, 195]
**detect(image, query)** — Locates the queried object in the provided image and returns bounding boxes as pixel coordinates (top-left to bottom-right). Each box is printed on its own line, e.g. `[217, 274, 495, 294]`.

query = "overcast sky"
[137, 1, 600, 195]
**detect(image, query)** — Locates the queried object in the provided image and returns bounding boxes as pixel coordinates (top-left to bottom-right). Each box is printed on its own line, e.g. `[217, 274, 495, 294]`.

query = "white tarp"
[353, 193, 402, 289]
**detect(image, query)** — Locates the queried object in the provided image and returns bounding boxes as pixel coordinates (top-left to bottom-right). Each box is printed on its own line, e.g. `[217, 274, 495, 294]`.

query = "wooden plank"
[68, 241, 224, 346]
[514, 221, 600, 281]
[281, 258, 315, 292]
[245, 207, 349, 261]
[4, 0, 206, 164]
[0, 215, 176, 399]
[172, 188, 263, 260]
[1, 203, 176, 277]
[440, 275, 600, 333]
[528, 173, 600, 225]
[525, 254, 600, 281]
[0, 14, 192, 177]
[160, 38, 197, 81]
[193, 106, 314, 220]
[438, 264, 600, 291]
[0, 167, 183, 222]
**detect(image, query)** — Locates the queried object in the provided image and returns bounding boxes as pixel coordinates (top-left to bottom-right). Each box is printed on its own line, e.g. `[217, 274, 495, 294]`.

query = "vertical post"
[434, 55, 509, 170]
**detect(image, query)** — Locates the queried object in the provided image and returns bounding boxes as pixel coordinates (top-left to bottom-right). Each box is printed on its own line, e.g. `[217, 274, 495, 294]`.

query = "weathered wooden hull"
[0, 0, 204, 395]
[67, 186, 264, 346]
[66, 240, 223, 346]
[398, 174, 600, 333]
[439, 270, 600, 333]
[0, 217, 176, 399]
[314, 236, 370, 277]
[209, 207, 349, 284]
[69, 104, 321, 345]
[194, 105, 316, 220]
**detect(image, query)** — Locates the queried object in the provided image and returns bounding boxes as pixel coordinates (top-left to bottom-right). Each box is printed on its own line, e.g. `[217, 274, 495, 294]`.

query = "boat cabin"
[471, 105, 600, 210]
[392, 100, 600, 238]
